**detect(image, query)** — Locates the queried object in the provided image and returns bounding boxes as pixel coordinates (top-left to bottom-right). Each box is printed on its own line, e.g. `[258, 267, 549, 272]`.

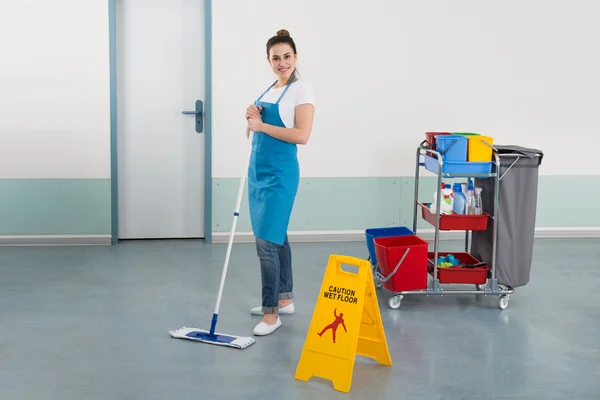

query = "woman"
[245, 29, 315, 336]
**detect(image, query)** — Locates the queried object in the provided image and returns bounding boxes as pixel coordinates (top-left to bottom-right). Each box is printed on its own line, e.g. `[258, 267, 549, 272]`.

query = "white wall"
[212, 0, 600, 178]
[0, 0, 110, 179]
[1, 0, 597, 181]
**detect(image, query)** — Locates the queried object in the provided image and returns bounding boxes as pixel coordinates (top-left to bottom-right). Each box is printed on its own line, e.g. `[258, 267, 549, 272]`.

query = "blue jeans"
[255, 235, 293, 314]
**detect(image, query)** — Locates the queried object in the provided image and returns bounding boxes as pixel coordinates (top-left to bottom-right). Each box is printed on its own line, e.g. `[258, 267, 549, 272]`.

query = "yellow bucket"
[467, 135, 494, 161]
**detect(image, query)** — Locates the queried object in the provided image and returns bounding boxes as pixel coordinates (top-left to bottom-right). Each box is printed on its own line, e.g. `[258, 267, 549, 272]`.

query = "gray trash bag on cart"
[471, 145, 544, 288]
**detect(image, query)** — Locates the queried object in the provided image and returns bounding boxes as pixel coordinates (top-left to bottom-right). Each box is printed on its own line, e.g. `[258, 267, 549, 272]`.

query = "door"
[116, 0, 205, 239]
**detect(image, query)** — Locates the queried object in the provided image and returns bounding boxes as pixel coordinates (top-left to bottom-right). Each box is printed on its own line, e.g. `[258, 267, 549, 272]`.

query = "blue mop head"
[169, 327, 256, 349]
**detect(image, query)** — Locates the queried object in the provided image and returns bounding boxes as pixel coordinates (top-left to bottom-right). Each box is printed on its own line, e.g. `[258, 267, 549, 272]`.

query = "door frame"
[108, 0, 213, 245]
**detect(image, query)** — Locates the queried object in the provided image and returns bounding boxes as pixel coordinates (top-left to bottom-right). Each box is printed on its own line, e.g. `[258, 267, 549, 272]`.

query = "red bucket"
[374, 235, 429, 292]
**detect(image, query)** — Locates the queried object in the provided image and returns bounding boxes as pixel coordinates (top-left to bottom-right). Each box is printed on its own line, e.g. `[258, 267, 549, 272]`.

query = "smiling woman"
[246, 30, 315, 144]
[243, 29, 315, 337]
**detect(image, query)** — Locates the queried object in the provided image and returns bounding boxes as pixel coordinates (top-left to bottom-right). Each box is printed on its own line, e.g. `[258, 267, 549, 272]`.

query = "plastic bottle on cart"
[473, 187, 483, 215]
[466, 179, 475, 214]
[429, 182, 445, 214]
[452, 183, 466, 214]
[440, 184, 454, 215]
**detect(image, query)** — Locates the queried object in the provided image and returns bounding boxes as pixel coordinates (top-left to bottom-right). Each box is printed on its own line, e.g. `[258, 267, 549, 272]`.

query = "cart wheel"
[388, 296, 402, 309]
[476, 284, 484, 291]
[498, 295, 509, 310]
[374, 278, 383, 289]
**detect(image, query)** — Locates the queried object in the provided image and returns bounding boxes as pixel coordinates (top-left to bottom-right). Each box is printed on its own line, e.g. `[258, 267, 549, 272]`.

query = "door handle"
[182, 100, 203, 133]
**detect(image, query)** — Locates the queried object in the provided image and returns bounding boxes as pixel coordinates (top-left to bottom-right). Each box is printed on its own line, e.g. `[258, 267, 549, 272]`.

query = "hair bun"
[276, 29, 290, 36]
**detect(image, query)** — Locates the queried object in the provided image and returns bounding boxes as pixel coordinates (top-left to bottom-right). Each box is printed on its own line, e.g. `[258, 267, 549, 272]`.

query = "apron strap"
[255, 72, 297, 104]
[256, 81, 277, 103]
[275, 73, 297, 104]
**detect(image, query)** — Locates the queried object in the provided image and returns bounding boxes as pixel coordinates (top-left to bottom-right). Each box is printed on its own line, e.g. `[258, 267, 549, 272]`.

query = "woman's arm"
[249, 104, 315, 145]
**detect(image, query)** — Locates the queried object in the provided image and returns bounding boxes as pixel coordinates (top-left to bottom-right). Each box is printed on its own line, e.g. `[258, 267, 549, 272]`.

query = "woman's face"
[268, 43, 297, 81]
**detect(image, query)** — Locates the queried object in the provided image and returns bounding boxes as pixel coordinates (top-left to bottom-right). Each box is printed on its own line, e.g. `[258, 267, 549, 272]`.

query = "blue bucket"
[365, 226, 415, 265]
[435, 135, 468, 162]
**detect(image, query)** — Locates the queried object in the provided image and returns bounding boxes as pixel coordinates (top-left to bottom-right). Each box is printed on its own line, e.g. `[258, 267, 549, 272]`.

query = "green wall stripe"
[0, 179, 111, 235]
[1, 176, 596, 237]
[212, 175, 600, 233]
[212, 177, 402, 233]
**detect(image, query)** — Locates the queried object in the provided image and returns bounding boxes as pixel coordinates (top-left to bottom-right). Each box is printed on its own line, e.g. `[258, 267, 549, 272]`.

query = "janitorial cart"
[365, 132, 543, 310]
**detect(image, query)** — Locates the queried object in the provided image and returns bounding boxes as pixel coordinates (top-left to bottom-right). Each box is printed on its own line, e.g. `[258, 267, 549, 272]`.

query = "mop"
[169, 132, 256, 349]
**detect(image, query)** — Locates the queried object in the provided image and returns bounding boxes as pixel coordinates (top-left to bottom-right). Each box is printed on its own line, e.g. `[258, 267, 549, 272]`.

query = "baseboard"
[212, 227, 600, 243]
[0, 234, 112, 246]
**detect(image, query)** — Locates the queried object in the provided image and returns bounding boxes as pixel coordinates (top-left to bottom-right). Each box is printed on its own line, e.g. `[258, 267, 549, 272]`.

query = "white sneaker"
[253, 316, 282, 336]
[250, 302, 295, 316]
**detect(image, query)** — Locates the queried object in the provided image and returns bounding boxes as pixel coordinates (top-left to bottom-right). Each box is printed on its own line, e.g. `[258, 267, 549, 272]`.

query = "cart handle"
[380, 248, 410, 283]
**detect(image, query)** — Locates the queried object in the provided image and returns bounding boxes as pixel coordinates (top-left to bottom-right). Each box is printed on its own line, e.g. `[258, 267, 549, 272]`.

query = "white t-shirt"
[255, 79, 314, 128]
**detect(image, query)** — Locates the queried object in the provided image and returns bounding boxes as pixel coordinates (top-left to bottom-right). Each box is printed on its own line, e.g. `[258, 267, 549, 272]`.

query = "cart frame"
[375, 141, 514, 310]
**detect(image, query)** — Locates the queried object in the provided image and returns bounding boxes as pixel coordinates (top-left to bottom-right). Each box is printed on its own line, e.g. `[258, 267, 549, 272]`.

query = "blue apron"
[248, 78, 300, 246]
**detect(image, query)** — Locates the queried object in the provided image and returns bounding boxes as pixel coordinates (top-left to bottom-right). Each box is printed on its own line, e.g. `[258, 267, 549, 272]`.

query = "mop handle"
[213, 131, 254, 317]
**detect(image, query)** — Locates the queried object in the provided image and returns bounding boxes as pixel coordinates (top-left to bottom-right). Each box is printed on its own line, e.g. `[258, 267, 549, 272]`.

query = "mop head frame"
[169, 326, 256, 349]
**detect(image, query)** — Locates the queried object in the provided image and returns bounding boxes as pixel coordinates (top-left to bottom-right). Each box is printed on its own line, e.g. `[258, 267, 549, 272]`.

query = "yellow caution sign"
[294, 254, 392, 393]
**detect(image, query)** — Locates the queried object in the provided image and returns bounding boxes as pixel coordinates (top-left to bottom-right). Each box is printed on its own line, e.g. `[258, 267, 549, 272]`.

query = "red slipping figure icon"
[317, 308, 347, 343]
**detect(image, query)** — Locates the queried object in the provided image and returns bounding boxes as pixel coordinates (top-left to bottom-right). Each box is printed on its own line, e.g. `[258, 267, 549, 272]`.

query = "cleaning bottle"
[466, 179, 475, 214]
[440, 184, 454, 215]
[474, 187, 483, 215]
[452, 183, 466, 214]
[429, 182, 445, 214]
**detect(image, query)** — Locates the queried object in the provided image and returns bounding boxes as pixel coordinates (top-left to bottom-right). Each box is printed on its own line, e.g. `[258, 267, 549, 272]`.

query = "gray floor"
[1, 238, 599, 399]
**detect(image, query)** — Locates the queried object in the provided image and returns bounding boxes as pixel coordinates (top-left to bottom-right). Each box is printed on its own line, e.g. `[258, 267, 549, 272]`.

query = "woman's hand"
[246, 105, 262, 120]
[247, 117, 264, 133]
[255, 103, 314, 145]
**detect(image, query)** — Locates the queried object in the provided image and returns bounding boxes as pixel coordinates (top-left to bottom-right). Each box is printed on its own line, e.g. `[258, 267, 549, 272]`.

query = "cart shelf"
[419, 203, 490, 231]
[424, 154, 494, 176]
[428, 252, 490, 285]
[418, 139, 498, 178]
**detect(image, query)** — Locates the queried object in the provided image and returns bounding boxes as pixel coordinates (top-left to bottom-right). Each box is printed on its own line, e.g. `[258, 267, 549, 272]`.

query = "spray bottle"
[466, 179, 475, 214]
